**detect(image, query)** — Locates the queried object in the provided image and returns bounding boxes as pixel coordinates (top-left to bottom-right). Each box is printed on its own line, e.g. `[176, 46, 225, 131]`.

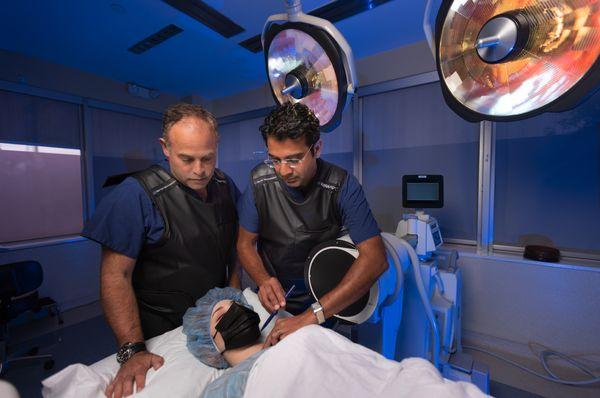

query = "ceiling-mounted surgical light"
[424, 0, 600, 122]
[262, 0, 358, 131]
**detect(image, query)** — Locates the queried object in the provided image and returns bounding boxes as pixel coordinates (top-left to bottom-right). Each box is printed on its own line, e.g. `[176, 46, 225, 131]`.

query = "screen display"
[406, 182, 439, 201]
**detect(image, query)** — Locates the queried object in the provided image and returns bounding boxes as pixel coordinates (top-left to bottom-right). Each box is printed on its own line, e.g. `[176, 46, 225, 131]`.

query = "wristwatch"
[311, 301, 326, 325]
[116, 342, 147, 364]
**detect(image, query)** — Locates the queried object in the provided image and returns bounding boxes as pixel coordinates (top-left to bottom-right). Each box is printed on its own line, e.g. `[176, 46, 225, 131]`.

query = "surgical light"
[424, 0, 600, 121]
[262, 0, 358, 131]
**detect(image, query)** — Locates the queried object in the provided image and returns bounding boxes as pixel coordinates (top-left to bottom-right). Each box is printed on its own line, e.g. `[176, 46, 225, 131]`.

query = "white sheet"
[244, 325, 489, 398]
[42, 290, 488, 398]
[42, 325, 222, 398]
[42, 288, 279, 398]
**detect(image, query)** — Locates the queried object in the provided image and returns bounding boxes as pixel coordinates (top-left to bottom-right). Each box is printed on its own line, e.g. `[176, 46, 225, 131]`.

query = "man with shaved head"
[83, 103, 241, 397]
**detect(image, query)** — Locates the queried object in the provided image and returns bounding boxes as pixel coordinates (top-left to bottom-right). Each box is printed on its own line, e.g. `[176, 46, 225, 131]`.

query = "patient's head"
[183, 287, 261, 369]
[210, 299, 233, 353]
[211, 299, 261, 352]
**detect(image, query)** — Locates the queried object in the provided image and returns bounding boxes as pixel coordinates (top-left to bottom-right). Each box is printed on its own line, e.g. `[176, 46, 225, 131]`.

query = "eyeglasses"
[264, 144, 313, 169]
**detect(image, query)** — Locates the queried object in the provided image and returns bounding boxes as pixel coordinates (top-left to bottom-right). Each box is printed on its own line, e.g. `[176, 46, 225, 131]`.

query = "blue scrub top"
[82, 161, 241, 259]
[237, 164, 380, 245]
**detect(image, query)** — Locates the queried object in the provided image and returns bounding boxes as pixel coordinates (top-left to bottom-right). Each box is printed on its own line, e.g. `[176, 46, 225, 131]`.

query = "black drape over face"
[215, 302, 260, 351]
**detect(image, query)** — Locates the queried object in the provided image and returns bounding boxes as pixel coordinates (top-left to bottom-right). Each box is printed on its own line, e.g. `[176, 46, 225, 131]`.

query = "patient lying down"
[183, 287, 489, 398]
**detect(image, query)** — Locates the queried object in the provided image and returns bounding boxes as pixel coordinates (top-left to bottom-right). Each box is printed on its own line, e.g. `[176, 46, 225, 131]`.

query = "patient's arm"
[100, 247, 164, 397]
[236, 226, 286, 312]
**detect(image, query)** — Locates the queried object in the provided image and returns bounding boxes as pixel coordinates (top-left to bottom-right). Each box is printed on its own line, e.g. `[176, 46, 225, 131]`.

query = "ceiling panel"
[0, 0, 426, 99]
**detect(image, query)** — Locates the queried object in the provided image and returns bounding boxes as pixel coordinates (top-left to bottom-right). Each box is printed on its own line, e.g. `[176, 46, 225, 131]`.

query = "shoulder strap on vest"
[213, 168, 228, 185]
[133, 165, 177, 198]
[251, 163, 278, 186]
[315, 160, 347, 192]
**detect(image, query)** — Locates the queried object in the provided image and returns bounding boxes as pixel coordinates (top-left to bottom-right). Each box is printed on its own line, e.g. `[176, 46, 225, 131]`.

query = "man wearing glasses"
[237, 102, 387, 344]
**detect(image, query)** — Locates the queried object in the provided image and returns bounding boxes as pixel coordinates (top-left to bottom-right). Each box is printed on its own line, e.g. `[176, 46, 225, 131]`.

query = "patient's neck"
[223, 342, 263, 367]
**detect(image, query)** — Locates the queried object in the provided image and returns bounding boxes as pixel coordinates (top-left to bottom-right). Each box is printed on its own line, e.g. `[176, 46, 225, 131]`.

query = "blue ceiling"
[0, 0, 426, 99]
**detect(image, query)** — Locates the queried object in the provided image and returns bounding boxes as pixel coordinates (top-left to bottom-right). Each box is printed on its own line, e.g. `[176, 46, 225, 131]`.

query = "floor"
[1, 303, 592, 398]
[465, 346, 600, 398]
[2, 302, 114, 398]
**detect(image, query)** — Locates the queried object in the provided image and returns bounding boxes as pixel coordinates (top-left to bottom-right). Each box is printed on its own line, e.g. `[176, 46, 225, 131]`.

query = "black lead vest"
[252, 159, 347, 313]
[132, 165, 237, 338]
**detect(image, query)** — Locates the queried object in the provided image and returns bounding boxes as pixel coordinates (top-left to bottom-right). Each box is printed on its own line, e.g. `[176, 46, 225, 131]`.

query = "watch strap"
[127, 342, 146, 353]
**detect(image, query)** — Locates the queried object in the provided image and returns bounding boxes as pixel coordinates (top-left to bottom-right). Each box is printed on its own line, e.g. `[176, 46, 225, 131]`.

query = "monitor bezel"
[402, 175, 444, 209]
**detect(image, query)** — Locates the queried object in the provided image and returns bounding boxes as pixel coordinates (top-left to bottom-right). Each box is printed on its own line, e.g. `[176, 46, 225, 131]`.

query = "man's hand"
[258, 277, 286, 313]
[263, 310, 317, 348]
[105, 351, 164, 398]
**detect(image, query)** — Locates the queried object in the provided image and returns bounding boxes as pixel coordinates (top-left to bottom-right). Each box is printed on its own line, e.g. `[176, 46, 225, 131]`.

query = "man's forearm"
[318, 236, 388, 318]
[236, 227, 272, 286]
[101, 273, 144, 345]
[100, 248, 144, 346]
[237, 240, 271, 286]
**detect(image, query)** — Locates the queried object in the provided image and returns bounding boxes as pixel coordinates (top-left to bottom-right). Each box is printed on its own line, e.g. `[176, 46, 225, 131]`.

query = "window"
[361, 82, 480, 239]
[0, 90, 81, 148]
[494, 89, 600, 255]
[0, 143, 83, 243]
[0, 90, 83, 243]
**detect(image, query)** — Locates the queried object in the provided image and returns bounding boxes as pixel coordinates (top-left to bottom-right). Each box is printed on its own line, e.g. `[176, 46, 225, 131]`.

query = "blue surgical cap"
[182, 287, 252, 369]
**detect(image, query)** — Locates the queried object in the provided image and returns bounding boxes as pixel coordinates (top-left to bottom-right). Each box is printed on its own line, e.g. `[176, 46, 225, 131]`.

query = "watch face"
[116, 345, 133, 364]
[116, 342, 146, 364]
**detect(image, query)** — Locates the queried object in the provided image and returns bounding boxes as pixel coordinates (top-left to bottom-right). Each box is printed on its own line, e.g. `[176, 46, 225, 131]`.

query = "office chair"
[0, 261, 62, 374]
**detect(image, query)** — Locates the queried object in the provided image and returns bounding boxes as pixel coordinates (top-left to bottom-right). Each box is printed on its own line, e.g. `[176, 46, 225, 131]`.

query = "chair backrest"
[0, 261, 43, 300]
